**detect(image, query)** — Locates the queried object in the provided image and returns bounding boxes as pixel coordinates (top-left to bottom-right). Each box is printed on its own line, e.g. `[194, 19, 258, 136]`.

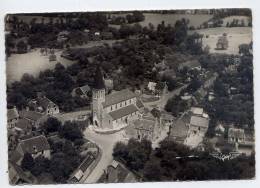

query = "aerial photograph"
[5, 9, 254, 184]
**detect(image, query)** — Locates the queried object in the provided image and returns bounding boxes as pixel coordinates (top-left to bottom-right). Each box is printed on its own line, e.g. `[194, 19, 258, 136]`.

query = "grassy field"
[190, 27, 252, 55]
[6, 49, 76, 85]
[109, 13, 213, 29]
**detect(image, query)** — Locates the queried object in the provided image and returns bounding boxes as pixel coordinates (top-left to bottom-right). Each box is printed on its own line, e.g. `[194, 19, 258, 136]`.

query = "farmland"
[189, 27, 252, 54]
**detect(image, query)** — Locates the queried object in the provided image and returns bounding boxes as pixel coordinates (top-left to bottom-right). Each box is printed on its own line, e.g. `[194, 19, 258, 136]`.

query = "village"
[6, 9, 254, 184]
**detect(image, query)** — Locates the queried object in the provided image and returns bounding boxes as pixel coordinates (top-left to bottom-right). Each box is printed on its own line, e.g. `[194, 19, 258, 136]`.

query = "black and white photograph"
[3, 4, 256, 186]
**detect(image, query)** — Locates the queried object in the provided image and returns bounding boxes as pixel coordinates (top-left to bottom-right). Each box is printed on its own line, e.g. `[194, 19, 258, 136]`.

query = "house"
[7, 106, 19, 129]
[125, 115, 157, 141]
[147, 82, 157, 93]
[28, 96, 59, 115]
[14, 118, 33, 136]
[169, 115, 189, 143]
[216, 34, 228, 50]
[178, 60, 201, 71]
[104, 160, 137, 183]
[92, 67, 141, 129]
[228, 128, 245, 144]
[69, 153, 96, 183]
[19, 110, 45, 129]
[9, 161, 38, 185]
[16, 135, 51, 159]
[169, 107, 209, 147]
[215, 123, 225, 136]
[71, 84, 91, 98]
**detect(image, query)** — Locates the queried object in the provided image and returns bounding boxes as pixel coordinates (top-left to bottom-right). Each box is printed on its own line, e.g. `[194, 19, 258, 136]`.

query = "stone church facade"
[92, 67, 141, 129]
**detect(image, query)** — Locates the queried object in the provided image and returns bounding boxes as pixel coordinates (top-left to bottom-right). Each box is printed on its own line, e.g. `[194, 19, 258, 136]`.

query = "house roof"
[9, 161, 37, 185]
[170, 118, 189, 141]
[107, 160, 136, 183]
[178, 60, 201, 70]
[8, 107, 19, 121]
[228, 128, 245, 138]
[136, 99, 144, 109]
[19, 110, 43, 122]
[103, 89, 136, 108]
[80, 84, 91, 94]
[37, 97, 56, 109]
[79, 154, 95, 172]
[133, 118, 155, 131]
[9, 150, 23, 164]
[108, 104, 139, 120]
[191, 107, 204, 115]
[190, 116, 209, 128]
[15, 118, 32, 131]
[19, 135, 50, 154]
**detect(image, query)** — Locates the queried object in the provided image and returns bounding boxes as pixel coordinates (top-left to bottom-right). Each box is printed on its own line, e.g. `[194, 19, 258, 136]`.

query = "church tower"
[92, 66, 106, 127]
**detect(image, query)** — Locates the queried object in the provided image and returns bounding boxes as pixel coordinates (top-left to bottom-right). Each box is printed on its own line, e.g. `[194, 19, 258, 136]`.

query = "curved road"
[81, 128, 125, 183]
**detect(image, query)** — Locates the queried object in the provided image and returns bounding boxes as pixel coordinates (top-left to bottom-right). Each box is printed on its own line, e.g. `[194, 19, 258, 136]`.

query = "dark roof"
[80, 85, 91, 94]
[9, 161, 37, 185]
[19, 135, 50, 154]
[37, 97, 56, 109]
[15, 118, 32, 131]
[103, 89, 136, 107]
[136, 99, 144, 109]
[19, 110, 43, 122]
[133, 118, 155, 131]
[93, 66, 105, 89]
[7, 107, 19, 121]
[107, 160, 136, 183]
[9, 150, 23, 164]
[190, 116, 209, 128]
[170, 118, 189, 141]
[79, 154, 95, 172]
[109, 104, 139, 120]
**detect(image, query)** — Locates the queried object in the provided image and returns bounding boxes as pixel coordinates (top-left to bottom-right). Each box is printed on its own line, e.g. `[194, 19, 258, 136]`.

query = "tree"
[31, 156, 50, 176]
[16, 40, 28, 54]
[59, 121, 83, 141]
[143, 160, 163, 181]
[21, 153, 35, 171]
[42, 117, 62, 135]
[239, 44, 250, 56]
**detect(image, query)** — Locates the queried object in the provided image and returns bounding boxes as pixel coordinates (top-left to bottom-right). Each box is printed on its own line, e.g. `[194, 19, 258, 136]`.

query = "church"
[92, 67, 142, 129]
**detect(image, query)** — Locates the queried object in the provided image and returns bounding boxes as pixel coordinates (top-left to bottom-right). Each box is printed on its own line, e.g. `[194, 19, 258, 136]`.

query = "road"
[144, 84, 188, 110]
[81, 128, 125, 183]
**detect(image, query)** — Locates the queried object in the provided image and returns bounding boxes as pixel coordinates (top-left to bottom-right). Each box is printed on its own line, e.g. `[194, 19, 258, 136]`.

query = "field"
[110, 13, 213, 29]
[189, 27, 252, 55]
[6, 49, 76, 85]
[221, 16, 251, 27]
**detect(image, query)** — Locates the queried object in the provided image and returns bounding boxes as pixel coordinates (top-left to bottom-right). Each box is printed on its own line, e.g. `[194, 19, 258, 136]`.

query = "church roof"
[108, 104, 139, 120]
[103, 89, 136, 108]
[93, 66, 105, 89]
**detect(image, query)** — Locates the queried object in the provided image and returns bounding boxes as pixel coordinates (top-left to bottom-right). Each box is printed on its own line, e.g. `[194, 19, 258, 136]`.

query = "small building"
[16, 135, 51, 159]
[104, 160, 137, 183]
[19, 110, 45, 129]
[104, 78, 114, 92]
[9, 161, 38, 185]
[228, 128, 245, 144]
[178, 60, 201, 71]
[28, 96, 59, 115]
[7, 106, 19, 129]
[69, 154, 96, 183]
[189, 115, 209, 134]
[215, 123, 225, 136]
[14, 118, 33, 136]
[71, 85, 91, 98]
[216, 34, 228, 50]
